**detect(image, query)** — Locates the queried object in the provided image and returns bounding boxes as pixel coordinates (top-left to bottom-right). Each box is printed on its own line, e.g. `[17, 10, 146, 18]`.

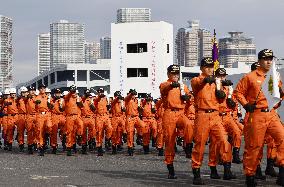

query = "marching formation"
[0, 49, 283, 186]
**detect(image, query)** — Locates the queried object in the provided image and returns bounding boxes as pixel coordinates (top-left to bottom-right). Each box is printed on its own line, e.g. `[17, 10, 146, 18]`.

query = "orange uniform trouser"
[36, 113, 52, 148]
[142, 117, 158, 146]
[243, 110, 284, 176]
[192, 111, 232, 169]
[82, 116, 96, 145]
[17, 114, 26, 145]
[156, 118, 164, 149]
[257, 135, 277, 165]
[95, 114, 112, 147]
[221, 114, 242, 149]
[50, 114, 66, 147]
[2, 116, 8, 143]
[126, 115, 146, 148]
[26, 114, 37, 145]
[162, 109, 193, 165]
[7, 115, 18, 144]
[111, 116, 125, 146]
[66, 115, 83, 148]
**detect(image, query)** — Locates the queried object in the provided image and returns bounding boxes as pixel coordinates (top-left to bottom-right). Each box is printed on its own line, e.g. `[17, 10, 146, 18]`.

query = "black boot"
[72, 144, 77, 153]
[184, 143, 193, 159]
[122, 133, 127, 143]
[105, 138, 111, 151]
[210, 166, 221, 179]
[62, 135, 66, 151]
[38, 147, 44, 156]
[276, 167, 284, 186]
[246, 176, 257, 187]
[52, 146, 57, 154]
[88, 140, 94, 151]
[77, 135, 82, 146]
[8, 143, 12, 151]
[136, 135, 142, 146]
[192, 168, 204, 185]
[157, 148, 164, 156]
[66, 148, 72, 156]
[223, 162, 236, 180]
[143, 145, 150, 154]
[176, 136, 184, 146]
[128, 147, 133, 156]
[255, 165, 266, 180]
[265, 158, 278, 177]
[117, 144, 123, 151]
[232, 147, 242, 164]
[151, 138, 156, 147]
[81, 144, 87, 154]
[3, 143, 8, 151]
[167, 164, 177, 179]
[28, 145, 33, 154]
[19, 144, 24, 152]
[33, 143, 38, 151]
[97, 146, 103, 156]
[112, 145, 117, 154]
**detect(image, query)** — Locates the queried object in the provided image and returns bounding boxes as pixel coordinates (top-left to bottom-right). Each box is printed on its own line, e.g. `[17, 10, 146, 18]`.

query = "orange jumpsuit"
[160, 80, 194, 165]
[17, 97, 27, 145]
[191, 74, 232, 169]
[125, 94, 146, 148]
[155, 99, 164, 149]
[1, 99, 8, 144]
[5, 97, 18, 144]
[35, 94, 52, 148]
[94, 96, 112, 148]
[64, 93, 84, 149]
[235, 67, 284, 176]
[26, 96, 37, 146]
[81, 97, 96, 145]
[111, 97, 126, 146]
[51, 97, 66, 148]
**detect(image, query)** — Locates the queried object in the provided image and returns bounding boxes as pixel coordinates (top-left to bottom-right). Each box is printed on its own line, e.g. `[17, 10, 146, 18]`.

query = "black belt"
[204, 109, 216, 113]
[261, 108, 269, 112]
[170, 108, 182, 112]
[8, 114, 17, 116]
[219, 112, 227, 116]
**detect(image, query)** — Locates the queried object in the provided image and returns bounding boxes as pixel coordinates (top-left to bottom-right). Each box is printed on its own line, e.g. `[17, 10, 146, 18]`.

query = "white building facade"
[38, 33, 50, 75]
[111, 21, 173, 98]
[0, 15, 13, 90]
[117, 8, 151, 23]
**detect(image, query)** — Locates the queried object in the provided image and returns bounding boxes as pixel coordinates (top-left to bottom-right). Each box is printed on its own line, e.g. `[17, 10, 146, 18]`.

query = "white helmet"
[45, 87, 51, 93]
[0, 92, 2, 96]
[9, 88, 17, 94]
[76, 90, 79, 94]
[62, 91, 69, 96]
[20, 86, 28, 93]
[35, 89, 39, 96]
[4, 88, 10, 95]
[90, 93, 96, 97]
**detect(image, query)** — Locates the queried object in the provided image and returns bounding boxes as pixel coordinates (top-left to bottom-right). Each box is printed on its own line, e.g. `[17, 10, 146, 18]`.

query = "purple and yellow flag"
[212, 29, 220, 71]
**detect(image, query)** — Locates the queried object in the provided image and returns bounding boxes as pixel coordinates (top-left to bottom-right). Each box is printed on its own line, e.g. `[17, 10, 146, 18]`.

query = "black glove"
[151, 108, 156, 114]
[27, 95, 33, 99]
[171, 82, 180, 88]
[215, 90, 226, 99]
[76, 102, 83, 108]
[222, 80, 233, 86]
[90, 104, 96, 111]
[181, 94, 190, 101]
[47, 102, 54, 109]
[244, 103, 256, 113]
[237, 112, 242, 118]
[107, 105, 111, 111]
[4, 102, 12, 106]
[121, 107, 126, 112]
[204, 76, 215, 84]
[35, 100, 41, 105]
[226, 98, 236, 109]
[59, 107, 64, 112]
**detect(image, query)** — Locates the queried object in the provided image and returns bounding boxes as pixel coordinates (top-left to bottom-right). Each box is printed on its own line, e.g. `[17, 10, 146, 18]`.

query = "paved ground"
[0, 141, 279, 187]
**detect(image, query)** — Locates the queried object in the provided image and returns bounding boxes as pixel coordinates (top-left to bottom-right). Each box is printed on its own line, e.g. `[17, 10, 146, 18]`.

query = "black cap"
[167, 65, 180, 74]
[69, 85, 76, 91]
[258, 49, 274, 60]
[54, 88, 61, 93]
[201, 57, 214, 67]
[114, 91, 121, 97]
[251, 62, 260, 71]
[38, 83, 46, 89]
[215, 68, 228, 76]
[28, 86, 36, 91]
[97, 88, 104, 93]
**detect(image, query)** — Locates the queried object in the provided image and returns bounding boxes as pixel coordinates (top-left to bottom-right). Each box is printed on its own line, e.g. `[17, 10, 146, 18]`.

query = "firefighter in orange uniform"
[94, 88, 112, 156]
[155, 98, 164, 156]
[235, 49, 284, 186]
[191, 58, 235, 185]
[1, 89, 10, 150]
[159, 65, 193, 179]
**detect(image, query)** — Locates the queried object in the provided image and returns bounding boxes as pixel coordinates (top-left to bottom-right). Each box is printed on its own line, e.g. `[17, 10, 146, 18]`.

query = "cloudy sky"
[1, 0, 284, 85]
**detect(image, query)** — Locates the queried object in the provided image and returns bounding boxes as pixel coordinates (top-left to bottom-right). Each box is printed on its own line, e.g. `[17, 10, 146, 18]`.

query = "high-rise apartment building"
[38, 33, 50, 75]
[100, 37, 111, 59]
[117, 8, 151, 23]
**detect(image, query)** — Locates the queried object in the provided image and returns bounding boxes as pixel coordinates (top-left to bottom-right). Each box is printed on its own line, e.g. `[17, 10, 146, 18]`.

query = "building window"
[90, 70, 110, 81]
[77, 70, 87, 81]
[167, 44, 170, 53]
[50, 72, 55, 84]
[44, 76, 48, 86]
[127, 43, 147, 53]
[127, 68, 148, 77]
[57, 70, 75, 82]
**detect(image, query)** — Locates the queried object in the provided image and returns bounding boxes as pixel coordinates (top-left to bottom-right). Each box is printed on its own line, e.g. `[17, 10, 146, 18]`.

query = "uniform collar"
[255, 67, 267, 77]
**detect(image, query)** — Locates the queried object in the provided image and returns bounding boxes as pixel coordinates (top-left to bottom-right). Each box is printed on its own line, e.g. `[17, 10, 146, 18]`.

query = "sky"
[0, 0, 284, 85]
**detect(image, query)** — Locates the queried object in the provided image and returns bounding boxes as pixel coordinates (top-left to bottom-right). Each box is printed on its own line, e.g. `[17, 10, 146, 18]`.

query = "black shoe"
[276, 167, 284, 186]
[117, 144, 123, 151]
[246, 176, 257, 187]
[184, 143, 193, 159]
[232, 147, 242, 164]
[265, 158, 278, 177]
[81, 144, 87, 154]
[73, 144, 77, 153]
[88, 140, 94, 151]
[176, 136, 184, 147]
[210, 166, 221, 179]
[151, 138, 156, 147]
[62, 135, 66, 151]
[122, 133, 127, 143]
[77, 135, 82, 145]
[3, 144, 8, 151]
[105, 138, 111, 151]
[38, 147, 44, 156]
[128, 147, 133, 156]
[136, 135, 142, 146]
[67, 148, 72, 156]
[112, 145, 117, 154]
[158, 148, 164, 156]
[52, 146, 57, 154]
[143, 145, 150, 154]
[255, 165, 266, 180]
[28, 145, 33, 154]
[167, 164, 177, 179]
[19, 144, 24, 152]
[223, 162, 236, 180]
[192, 168, 204, 185]
[8, 143, 12, 151]
[33, 143, 38, 151]
[97, 146, 103, 156]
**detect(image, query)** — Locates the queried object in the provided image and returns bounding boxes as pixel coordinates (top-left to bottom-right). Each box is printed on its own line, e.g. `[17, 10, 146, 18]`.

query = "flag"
[212, 29, 220, 71]
[262, 60, 282, 110]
